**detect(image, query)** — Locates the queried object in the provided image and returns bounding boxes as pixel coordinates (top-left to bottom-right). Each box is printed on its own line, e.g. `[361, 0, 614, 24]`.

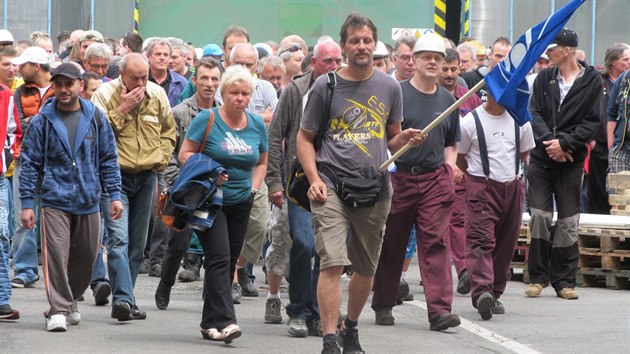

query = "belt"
[397, 164, 438, 175]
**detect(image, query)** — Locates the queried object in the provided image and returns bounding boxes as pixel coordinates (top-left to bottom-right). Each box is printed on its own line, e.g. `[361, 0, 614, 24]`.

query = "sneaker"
[339, 326, 364, 354]
[525, 283, 546, 297]
[46, 314, 67, 332]
[287, 317, 308, 337]
[374, 308, 395, 326]
[456, 269, 471, 295]
[231, 284, 242, 304]
[221, 324, 242, 344]
[493, 299, 505, 314]
[556, 287, 579, 300]
[238, 268, 258, 297]
[396, 279, 410, 305]
[476, 292, 494, 320]
[178, 254, 201, 282]
[322, 336, 341, 354]
[429, 313, 461, 331]
[139, 259, 150, 274]
[148, 263, 162, 278]
[92, 282, 111, 306]
[200, 327, 224, 341]
[264, 298, 283, 324]
[307, 318, 323, 337]
[67, 300, 81, 325]
[10, 277, 37, 288]
[0, 304, 20, 320]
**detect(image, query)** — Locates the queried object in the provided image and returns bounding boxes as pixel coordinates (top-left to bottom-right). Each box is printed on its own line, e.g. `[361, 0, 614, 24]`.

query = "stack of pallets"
[577, 227, 630, 289]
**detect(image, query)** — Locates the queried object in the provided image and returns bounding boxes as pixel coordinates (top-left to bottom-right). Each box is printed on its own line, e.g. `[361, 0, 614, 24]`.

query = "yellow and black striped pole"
[461, 0, 471, 38]
[133, 0, 140, 33]
[434, 0, 447, 37]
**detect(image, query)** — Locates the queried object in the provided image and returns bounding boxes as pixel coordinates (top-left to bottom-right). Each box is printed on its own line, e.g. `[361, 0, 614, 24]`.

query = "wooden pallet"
[576, 268, 630, 290]
[578, 251, 630, 270]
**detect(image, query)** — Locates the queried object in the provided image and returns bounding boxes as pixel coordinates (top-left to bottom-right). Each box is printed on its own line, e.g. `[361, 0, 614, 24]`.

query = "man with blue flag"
[525, 29, 603, 300]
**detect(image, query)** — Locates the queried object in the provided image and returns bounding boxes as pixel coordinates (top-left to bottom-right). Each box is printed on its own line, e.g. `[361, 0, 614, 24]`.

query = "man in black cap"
[526, 29, 603, 300]
[19, 63, 123, 331]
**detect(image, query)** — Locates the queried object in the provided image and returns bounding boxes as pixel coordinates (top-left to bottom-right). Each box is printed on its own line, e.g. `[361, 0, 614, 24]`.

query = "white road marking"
[408, 299, 543, 354]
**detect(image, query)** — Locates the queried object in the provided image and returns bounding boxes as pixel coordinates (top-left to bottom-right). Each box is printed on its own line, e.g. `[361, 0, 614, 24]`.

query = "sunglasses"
[279, 43, 301, 56]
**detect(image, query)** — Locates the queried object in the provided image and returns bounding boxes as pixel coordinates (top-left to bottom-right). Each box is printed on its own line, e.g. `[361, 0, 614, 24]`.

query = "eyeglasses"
[260, 73, 283, 82]
[279, 43, 301, 56]
[396, 55, 413, 62]
[415, 53, 443, 62]
[87, 62, 109, 70]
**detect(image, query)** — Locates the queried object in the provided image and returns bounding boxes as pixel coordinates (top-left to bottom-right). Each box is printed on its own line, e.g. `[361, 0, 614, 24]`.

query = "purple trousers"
[447, 175, 468, 275]
[465, 175, 525, 306]
[372, 165, 454, 321]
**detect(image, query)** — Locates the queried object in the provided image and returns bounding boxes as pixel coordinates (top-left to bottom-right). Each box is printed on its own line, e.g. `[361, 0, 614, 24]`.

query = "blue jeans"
[286, 201, 320, 320]
[12, 162, 39, 283]
[90, 216, 108, 289]
[101, 171, 156, 305]
[0, 176, 13, 304]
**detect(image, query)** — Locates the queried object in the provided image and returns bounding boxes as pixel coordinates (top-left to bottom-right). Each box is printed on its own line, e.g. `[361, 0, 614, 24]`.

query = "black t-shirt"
[397, 80, 460, 170]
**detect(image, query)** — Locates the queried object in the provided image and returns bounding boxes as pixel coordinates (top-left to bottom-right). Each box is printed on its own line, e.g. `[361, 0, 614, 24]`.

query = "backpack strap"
[313, 71, 337, 151]
[198, 110, 215, 153]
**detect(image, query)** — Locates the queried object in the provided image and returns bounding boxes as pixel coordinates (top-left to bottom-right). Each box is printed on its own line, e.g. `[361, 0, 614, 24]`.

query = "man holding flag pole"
[377, 0, 590, 302]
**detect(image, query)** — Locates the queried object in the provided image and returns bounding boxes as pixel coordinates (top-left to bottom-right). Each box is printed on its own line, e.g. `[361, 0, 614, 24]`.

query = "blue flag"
[484, 0, 586, 126]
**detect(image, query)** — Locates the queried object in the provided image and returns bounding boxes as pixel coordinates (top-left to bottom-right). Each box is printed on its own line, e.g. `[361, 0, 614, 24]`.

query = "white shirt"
[458, 106, 536, 183]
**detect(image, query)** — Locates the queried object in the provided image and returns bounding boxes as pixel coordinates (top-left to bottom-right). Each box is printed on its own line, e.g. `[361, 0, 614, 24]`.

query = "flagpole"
[378, 79, 486, 172]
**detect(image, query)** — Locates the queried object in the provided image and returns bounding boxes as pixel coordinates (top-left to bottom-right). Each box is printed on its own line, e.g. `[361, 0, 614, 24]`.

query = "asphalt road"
[1, 262, 628, 353]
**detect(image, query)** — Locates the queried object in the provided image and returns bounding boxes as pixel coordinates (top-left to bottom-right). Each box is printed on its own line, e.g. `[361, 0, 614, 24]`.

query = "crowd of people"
[0, 11, 628, 354]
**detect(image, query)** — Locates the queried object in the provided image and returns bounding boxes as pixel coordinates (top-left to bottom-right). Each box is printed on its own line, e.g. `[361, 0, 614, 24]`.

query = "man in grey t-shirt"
[296, 13, 423, 354]
[371, 33, 462, 332]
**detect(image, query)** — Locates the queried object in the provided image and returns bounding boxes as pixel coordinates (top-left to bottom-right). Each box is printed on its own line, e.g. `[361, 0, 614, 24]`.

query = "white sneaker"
[46, 314, 67, 332]
[67, 300, 80, 325]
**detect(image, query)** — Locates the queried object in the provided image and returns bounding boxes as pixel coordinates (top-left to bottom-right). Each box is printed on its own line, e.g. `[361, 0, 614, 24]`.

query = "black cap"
[548, 29, 578, 49]
[50, 63, 82, 81]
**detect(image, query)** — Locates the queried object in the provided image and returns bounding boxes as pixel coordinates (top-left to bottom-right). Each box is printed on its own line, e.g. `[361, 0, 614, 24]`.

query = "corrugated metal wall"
[1, 0, 133, 46]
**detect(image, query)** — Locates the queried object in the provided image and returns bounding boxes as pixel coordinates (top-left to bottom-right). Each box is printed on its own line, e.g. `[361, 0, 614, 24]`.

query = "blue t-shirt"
[186, 107, 268, 205]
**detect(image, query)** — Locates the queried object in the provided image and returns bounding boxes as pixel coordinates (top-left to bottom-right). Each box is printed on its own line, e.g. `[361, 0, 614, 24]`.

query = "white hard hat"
[0, 29, 14, 43]
[373, 41, 389, 58]
[412, 33, 446, 56]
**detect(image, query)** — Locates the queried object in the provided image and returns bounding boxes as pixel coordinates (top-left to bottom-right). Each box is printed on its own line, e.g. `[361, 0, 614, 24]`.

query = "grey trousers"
[41, 207, 100, 316]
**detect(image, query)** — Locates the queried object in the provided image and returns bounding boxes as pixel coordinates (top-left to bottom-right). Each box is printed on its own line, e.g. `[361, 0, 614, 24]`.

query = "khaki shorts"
[311, 189, 391, 277]
[240, 182, 271, 263]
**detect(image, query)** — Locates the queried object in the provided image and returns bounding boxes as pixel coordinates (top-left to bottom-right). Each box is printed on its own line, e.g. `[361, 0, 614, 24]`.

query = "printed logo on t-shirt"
[221, 132, 253, 155]
[329, 95, 388, 157]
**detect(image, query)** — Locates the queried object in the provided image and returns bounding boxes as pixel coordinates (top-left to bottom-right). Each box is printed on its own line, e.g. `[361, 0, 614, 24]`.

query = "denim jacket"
[169, 153, 225, 230]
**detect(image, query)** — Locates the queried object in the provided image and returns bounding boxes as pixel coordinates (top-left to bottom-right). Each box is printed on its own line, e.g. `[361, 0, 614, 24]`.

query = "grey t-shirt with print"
[300, 70, 403, 196]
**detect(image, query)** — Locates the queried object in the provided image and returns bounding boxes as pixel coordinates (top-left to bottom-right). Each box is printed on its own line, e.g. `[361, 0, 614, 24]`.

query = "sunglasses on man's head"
[279, 43, 301, 56]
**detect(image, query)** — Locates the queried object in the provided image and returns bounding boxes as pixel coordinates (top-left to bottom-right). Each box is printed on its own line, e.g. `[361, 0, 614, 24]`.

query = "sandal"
[221, 324, 242, 344]
[200, 328, 224, 341]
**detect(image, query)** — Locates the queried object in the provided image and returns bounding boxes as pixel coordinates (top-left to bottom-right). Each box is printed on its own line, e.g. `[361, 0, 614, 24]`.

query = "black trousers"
[160, 195, 254, 330]
[527, 163, 582, 290]
[587, 142, 610, 214]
